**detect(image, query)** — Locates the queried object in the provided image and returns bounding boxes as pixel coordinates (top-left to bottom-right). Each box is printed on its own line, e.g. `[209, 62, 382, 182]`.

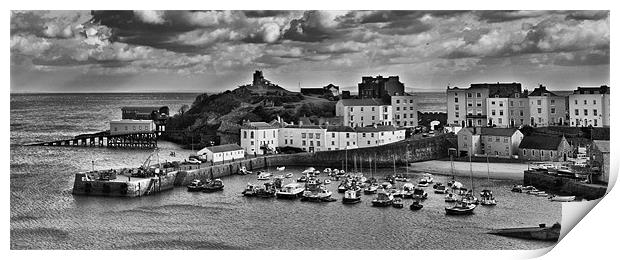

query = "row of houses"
[447, 84, 610, 128]
[335, 93, 418, 128]
[239, 121, 406, 155]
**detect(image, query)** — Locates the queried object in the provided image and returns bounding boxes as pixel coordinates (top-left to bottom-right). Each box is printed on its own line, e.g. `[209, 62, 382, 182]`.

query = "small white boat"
[276, 183, 305, 199]
[257, 172, 271, 180]
[324, 168, 332, 173]
[536, 192, 549, 197]
[276, 166, 285, 171]
[421, 173, 434, 183]
[302, 167, 316, 174]
[549, 195, 576, 202]
[285, 173, 293, 178]
[274, 175, 284, 179]
[324, 179, 331, 184]
[238, 166, 252, 175]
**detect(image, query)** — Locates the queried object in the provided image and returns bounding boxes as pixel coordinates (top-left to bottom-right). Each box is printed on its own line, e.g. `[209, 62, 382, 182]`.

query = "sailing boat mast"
[469, 151, 474, 193]
[486, 153, 491, 186]
[393, 155, 396, 176]
[345, 147, 348, 173]
[405, 144, 409, 175]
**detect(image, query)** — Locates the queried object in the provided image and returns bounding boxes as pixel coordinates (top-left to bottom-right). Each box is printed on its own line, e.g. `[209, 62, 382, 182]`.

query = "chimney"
[298, 120, 303, 126]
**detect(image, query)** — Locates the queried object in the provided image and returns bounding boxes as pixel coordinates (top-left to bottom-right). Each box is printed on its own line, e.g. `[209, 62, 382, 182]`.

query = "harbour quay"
[524, 170, 607, 200]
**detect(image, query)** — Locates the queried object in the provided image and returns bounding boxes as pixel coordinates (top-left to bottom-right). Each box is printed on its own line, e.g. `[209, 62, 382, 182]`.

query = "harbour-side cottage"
[480, 128, 524, 158]
[198, 144, 245, 163]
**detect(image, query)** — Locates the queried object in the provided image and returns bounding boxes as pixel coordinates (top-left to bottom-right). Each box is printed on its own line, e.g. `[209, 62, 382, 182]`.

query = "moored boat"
[364, 183, 379, 194]
[276, 183, 305, 199]
[342, 187, 362, 204]
[276, 166, 285, 171]
[433, 183, 449, 194]
[480, 189, 497, 206]
[241, 183, 258, 197]
[409, 200, 423, 210]
[412, 187, 428, 200]
[285, 173, 293, 178]
[445, 200, 476, 215]
[324, 179, 331, 185]
[392, 198, 404, 208]
[549, 195, 576, 202]
[301, 186, 333, 202]
[445, 192, 459, 202]
[297, 175, 308, 182]
[417, 179, 429, 187]
[238, 166, 252, 175]
[371, 190, 394, 207]
[257, 171, 272, 180]
[187, 179, 205, 192]
[489, 223, 560, 241]
[203, 179, 224, 192]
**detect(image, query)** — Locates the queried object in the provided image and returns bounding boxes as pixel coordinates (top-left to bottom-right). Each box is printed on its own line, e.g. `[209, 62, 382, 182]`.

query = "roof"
[205, 144, 243, 153]
[355, 125, 399, 132]
[573, 86, 609, 95]
[283, 125, 324, 129]
[242, 122, 278, 129]
[481, 128, 519, 137]
[121, 106, 162, 112]
[340, 98, 389, 106]
[110, 119, 153, 123]
[518, 135, 565, 150]
[456, 128, 474, 135]
[326, 126, 355, 132]
[593, 140, 610, 153]
[528, 86, 558, 97]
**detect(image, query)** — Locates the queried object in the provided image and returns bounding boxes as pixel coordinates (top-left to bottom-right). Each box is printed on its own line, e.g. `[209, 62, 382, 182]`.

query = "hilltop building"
[568, 85, 610, 127]
[300, 83, 340, 99]
[358, 76, 405, 100]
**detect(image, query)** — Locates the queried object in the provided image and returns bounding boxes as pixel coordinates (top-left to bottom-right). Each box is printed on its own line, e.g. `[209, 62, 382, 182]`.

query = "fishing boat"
[421, 173, 434, 183]
[342, 187, 362, 204]
[388, 188, 404, 198]
[285, 173, 293, 178]
[511, 184, 524, 193]
[445, 200, 476, 215]
[480, 189, 497, 206]
[392, 198, 404, 208]
[549, 195, 576, 202]
[203, 179, 224, 192]
[409, 200, 423, 210]
[371, 190, 394, 207]
[433, 183, 449, 194]
[276, 183, 305, 199]
[402, 183, 416, 198]
[324, 179, 331, 185]
[412, 187, 428, 200]
[241, 183, 259, 197]
[276, 166, 285, 171]
[380, 182, 393, 190]
[337, 181, 350, 193]
[463, 190, 479, 204]
[187, 179, 205, 192]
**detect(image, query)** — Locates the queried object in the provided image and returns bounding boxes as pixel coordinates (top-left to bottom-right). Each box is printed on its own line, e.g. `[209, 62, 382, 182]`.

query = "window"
[499, 102, 503, 107]
[477, 93, 481, 98]
[510, 110, 514, 116]
[491, 101, 496, 105]
[384, 107, 388, 112]
[346, 141, 350, 146]
[454, 97, 459, 102]
[538, 117, 542, 123]
[331, 141, 335, 145]
[361, 116, 364, 121]
[510, 101, 514, 106]
[520, 110, 524, 116]
[384, 115, 388, 119]
[371, 116, 375, 120]
[302, 140, 306, 146]
[396, 100, 400, 104]
[468, 102, 473, 107]
[332, 133, 335, 138]
[491, 110, 496, 116]
[243, 131, 247, 139]
[532, 150, 535, 156]
[310, 141, 314, 146]
[346, 133, 350, 138]
[403, 114, 407, 118]
[362, 133, 366, 137]
[367, 141, 371, 145]
[584, 100, 587, 105]
[523, 149, 526, 156]
[504, 137, 508, 143]
[316, 133, 321, 139]
[477, 102, 482, 107]
[551, 108, 555, 114]
[593, 100, 597, 105]
[361, 107, 364, 112]
[551, 99, 555, 105]
[499, 110, 504, 116]
[371, 133, 374, 137]
[584, 109, 588, 116]
[125, 126, 128, 131]
[499, 118, 503, 124]
[519, 101, 523, 107]
[575, 109, 579, 116]
[250, 132, 254, 138]
[273, 130, 276, 138]
[302, 133, 306, 138]
[250, 141, 254, 145]
[594, 119, 598, 126]
[537, 100, 541, 105]
[396, 107, 400, 111]
[455, 112, 460, 117]
[594, 109, 598, 116]
[372, 107, 375, 111]
[537, 108, 542, 114]
[350, 116, 354, 121]
[403, 107, 407, 111]
[350, 107, 353, 112]
[467, 93, 472, 98]
[284, 140, 287, 145]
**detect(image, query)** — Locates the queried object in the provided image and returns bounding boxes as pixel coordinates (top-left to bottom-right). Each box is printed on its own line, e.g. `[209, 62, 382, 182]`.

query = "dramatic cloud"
[10, 10, 610, 93]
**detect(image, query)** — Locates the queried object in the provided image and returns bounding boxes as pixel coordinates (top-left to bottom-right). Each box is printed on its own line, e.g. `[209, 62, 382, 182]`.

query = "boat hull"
[371, 200, 393, 207]
[445, 208, 475, 215]
[275, 192, 302, 199]
[342, 197, 361, 204]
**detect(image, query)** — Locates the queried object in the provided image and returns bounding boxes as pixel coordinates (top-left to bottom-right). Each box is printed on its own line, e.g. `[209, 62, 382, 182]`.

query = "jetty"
[27, 130, 158, 149]
[488, 223, 561, 241]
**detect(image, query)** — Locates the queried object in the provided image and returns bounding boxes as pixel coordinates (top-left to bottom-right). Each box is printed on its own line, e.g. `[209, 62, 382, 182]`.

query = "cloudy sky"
[10, 10, 609, 93]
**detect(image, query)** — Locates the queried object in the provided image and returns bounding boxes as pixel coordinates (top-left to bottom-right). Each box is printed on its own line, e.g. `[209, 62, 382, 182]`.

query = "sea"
[9, 92, 560, 250]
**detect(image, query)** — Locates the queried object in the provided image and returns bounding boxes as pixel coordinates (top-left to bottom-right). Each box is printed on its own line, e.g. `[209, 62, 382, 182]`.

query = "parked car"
[187, 158, 201, 164]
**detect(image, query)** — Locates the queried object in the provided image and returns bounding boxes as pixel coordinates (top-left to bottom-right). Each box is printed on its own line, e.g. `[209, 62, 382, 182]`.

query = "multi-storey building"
[325, 126, 358, 150]
[358, 76, 405, 100]
[335, 98, 393, 127]
[279, 125, 328, 152]
[456, 128, 482, 157]
[356, 125, 405, 148]
[391, 94, 418, 127]
[568, 85, 610, 127]
[239, 122, 279, 155]
[527, 85, 567, 127]
[486, 91, 529, 128]
[447, 82, 521, 127]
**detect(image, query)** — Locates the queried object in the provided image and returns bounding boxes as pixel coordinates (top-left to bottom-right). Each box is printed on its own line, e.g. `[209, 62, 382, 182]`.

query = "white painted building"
[240, 122, 279, 155]
[456, 128, 482, 157]
[527, 85, 567, 127]
[198, 144, 244, 163]
[336, 98, 393, 127]
[279, 125, 327, 152]
[391, 94, 418, 127]
[325, 126, 358, 151]
[568, 85, 610, 127]
[356, 125, 405, 148]
[109, 119, 156, 135]
[480, 128, 524, 158]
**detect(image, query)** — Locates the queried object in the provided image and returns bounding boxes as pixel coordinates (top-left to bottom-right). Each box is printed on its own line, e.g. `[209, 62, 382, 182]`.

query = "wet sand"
[408, 160, 528, 181]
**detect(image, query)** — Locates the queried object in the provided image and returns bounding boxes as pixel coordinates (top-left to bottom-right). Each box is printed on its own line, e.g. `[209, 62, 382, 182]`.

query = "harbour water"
[10, 93, 560, 250]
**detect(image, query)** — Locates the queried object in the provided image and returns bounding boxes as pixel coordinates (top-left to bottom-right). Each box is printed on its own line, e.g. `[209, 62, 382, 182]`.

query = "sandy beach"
[408, 160, 529, 181]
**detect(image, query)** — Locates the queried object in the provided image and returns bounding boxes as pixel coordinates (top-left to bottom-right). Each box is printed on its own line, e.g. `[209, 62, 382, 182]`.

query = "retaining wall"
[524, 170, 607, 200]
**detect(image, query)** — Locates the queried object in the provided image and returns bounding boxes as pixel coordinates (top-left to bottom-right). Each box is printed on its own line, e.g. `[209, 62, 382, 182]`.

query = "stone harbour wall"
[524, 170, 607, 200]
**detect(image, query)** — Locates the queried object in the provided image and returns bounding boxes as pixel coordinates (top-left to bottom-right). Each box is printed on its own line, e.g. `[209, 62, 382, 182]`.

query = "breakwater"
[72, 171, 177, 197]
[523, 170, 607, 200]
